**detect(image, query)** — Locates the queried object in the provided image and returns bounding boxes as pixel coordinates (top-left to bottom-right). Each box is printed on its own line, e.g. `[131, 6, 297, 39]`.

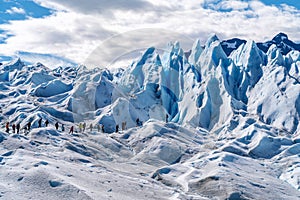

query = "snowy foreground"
[0, 33, 300, 199]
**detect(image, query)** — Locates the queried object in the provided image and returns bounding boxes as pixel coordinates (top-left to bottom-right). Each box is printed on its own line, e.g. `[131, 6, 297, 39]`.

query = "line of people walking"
[5, 122, 21, 134]
[115, 121, 127, 133]
[77, 122, 104, 133]
[5, 118, 55, 134]
[5, 117, 148, 135]
[5, 121, 32, 134]
[69, 122, 105, 134]
[4, 120, 106, 135]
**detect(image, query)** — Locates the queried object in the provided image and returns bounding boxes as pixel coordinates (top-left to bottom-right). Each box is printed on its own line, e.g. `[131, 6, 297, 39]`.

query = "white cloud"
[0, 11, 114, 64]
[17, 51, 76, 69]
[33, 0, 154, 14]
[219, 1, 249, 11]
[0, 0, 299, 69]
[6, 7, 26, 15]
[84, 28, 195, 68]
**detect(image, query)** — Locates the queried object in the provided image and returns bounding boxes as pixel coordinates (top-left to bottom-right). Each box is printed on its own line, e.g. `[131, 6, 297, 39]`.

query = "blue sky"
[0, 0, 52, 23]
[261, 0, 300, 9]
[0, 0, 299, 68]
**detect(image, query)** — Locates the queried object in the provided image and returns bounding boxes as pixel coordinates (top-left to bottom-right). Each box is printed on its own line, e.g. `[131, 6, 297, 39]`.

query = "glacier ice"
[1, 33, 298, 134]
[0, 33, 299, 199]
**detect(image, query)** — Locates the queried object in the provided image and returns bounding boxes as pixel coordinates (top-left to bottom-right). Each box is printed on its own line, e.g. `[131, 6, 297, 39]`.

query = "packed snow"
[0, 33, 300, 199]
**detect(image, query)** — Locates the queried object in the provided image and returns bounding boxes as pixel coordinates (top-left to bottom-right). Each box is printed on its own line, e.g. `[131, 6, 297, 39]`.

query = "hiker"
[136, 118, 143, 126]
[61, 124, 65, 132]
[166, 114, 169, 123]
[5, 122, 9, 133]
[101, 124, 105, 133]
[27, 121, 31, 131]
[89, 124, 93, 132]
[83, 122, 86, 132]
[55, 122, 59, 130]
[115, 124, 119, 133]
[79, 123, 83, 132]
[38, 118, 42, 127]
[16, 123, 20, 134]
[12, 124, 16, 133]
[122, 121, 126, 131]
[45, 120, 49, 127]
[69, 126, 74, 134]
[97, 124, 100, 132]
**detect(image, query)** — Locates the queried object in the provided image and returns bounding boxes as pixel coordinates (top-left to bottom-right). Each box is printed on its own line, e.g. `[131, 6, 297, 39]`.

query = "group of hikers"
[4, 115, 169, 135]
[5, 122, 21, 134]
[5, 121, 35, 134]
[77, 122, 104, 133]
[4, 119, 104, 135]
[5, 119, 64, 134]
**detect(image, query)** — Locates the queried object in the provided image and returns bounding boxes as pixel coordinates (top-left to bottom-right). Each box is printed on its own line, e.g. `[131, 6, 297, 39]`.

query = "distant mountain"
[257, 32, 300, 55]
[0, 51, 77, 69]
[221, 32, 300, 56]
[221, 38, 247, 56]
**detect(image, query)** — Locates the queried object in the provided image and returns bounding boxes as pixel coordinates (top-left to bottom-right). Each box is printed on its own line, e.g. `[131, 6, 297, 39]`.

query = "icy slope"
[0, 33, 299, 199]
[1, 120, 299, 199]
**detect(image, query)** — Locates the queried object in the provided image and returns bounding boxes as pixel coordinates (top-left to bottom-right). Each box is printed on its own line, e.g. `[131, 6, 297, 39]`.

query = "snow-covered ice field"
[0, 33, 300, 199]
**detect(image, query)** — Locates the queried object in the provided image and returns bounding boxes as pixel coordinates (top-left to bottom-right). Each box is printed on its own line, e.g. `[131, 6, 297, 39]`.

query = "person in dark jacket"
[16, 123, 20, 134]
[101, 124, 105, 133]
[83, 122, 86, 132]
[45, 120, 49, 127]
[38, 118, 42, 128]
[27, 121, 31, 131]
[69, 126, 74, 134]
[55, 122, 59, 130]
[5, 122, 9, 133]
[12, 124, 16, 133]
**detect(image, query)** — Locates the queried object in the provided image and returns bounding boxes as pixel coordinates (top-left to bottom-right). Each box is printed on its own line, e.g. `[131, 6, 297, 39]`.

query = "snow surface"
[0, 34, 300, 199]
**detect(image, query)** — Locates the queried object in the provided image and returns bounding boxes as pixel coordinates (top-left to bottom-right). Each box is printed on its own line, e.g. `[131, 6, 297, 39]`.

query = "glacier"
[0, 33, 299, 199]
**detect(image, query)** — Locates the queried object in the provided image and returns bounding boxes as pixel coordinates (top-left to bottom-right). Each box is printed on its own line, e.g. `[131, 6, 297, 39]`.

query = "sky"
[0, 0, 299, 68]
